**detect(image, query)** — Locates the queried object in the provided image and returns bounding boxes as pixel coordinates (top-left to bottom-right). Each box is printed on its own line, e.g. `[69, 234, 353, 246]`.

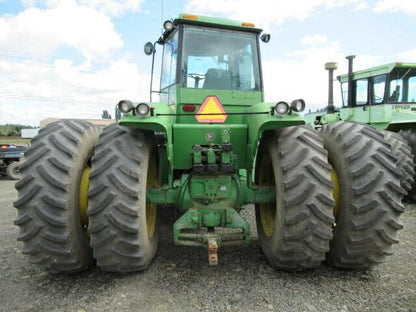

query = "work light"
[275, 101, 290, 115]
[290, 99, 306, 112]
[163, 20, 174, 31]
[117, 100, 133, 113]
[136, 103, 150, 116]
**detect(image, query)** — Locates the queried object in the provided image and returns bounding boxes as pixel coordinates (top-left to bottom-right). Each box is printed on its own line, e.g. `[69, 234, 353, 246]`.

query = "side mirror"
[144, 42, 154, 55]
[260, 34, 271, 43]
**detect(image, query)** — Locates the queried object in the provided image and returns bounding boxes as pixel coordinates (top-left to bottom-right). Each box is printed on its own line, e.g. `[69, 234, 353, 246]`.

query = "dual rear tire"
[14, 120, 158, 273]
[256, 121, 405, 270]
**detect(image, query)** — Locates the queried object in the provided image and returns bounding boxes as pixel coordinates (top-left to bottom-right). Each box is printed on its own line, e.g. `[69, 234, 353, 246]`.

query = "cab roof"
[174, 13, 263, 33]
[338, 62, 416, 82]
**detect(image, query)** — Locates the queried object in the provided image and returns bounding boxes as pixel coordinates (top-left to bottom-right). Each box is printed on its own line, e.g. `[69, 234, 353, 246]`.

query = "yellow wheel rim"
[79, 166, 91, 227]
[146, 157, 157, 238]
[258, 154, 276, 238]
[331, 167, 340, 223]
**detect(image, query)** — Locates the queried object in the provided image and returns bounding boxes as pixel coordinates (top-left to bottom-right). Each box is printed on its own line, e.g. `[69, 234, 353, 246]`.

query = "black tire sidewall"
[134, 133, 159, 262]
[88, 125, 159, 272]
[320, 121, 405, 269]
[398, 128, 416, 201]
[67, 130, 100, 265]
[319, 127, 352, 257]
[255, 126, 335, 270]
[14, 120, 101, 272]
[256, 139, 285, 258]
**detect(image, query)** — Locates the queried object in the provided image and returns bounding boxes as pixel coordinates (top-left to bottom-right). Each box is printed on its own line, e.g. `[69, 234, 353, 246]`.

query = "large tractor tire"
[255, 125, 335, 271]
[320, 121, 405, 270]
[88, 124, 159, 272]
[6, 160, 22, 180]
[13, 120, 101, 272]
[383, 130, 414, 195]
[398, 128, 416, 201]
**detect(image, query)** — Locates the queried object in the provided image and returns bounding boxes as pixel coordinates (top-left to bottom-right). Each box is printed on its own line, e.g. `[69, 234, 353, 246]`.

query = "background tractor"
[14, 15, 405, 273]
[306, 56, 416, 200]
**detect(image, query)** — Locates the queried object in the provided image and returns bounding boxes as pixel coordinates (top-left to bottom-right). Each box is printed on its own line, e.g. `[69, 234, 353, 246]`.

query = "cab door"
[352, 78, 370, 123]
[369, 75, 388, 125]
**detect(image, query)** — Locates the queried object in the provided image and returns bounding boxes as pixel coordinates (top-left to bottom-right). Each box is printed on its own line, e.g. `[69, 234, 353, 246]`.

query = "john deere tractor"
[14, 15, 405, 273]
[306, 56, 416, 199]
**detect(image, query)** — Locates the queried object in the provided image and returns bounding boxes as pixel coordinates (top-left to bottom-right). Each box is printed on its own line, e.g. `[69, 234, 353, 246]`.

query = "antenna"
[161, 0, 164, 33]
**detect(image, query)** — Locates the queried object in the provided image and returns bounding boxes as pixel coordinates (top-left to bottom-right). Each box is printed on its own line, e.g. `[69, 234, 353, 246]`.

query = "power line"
[161, 0, 164, 25]
[0, 57, 116, 76]
[0, 94, 117, 104]
[0, 94, 76, 102]
[0, 48, 53, 63]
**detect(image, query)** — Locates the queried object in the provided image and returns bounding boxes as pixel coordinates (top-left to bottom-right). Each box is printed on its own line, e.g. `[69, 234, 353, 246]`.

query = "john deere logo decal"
[195, 96, 228, 123]
[205, 133, 215, 141]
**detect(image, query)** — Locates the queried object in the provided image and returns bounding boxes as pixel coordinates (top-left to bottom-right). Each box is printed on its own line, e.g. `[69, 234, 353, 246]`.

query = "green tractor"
[14, 15, 405, 273]
[305, 56, 416, 199]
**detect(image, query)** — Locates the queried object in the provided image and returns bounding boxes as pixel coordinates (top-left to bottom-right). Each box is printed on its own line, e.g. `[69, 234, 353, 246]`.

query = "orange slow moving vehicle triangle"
[195, 96, 228, 123]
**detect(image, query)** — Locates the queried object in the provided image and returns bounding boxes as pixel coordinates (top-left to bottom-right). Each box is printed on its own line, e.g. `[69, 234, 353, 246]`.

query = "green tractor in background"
[14, 15, 405, 273]
[306, 56, 416, 199]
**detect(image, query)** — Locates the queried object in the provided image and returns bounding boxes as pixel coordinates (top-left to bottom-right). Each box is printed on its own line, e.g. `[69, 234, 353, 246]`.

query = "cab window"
[388, 67, 416, 103]
[182, 26, 261, 91]
[389, 79, 403, 102]
[341, 82, 348, 107]
[372, 75, 386, 104]
[161, 30, 178, 89]
[355, 79, 368, 105]
[409, 76, 416, 102]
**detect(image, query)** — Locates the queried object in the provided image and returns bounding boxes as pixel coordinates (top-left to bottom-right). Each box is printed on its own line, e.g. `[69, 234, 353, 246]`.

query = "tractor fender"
[119, 102, 175, 184]
[243, 101, 305, 178]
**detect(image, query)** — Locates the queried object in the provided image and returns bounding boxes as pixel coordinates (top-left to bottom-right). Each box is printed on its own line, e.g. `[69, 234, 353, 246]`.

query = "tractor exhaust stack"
[346, 55, 356, 108]
[325, 62, 338, 113]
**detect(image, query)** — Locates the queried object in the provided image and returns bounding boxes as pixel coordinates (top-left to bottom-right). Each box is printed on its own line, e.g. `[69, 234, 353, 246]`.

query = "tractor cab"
[338, 61, 416, 130]
[305, 58, 416, 131]
[145, 14, 269, 116]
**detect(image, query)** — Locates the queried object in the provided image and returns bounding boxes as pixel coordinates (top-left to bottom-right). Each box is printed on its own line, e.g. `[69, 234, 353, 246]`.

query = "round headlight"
[136, 103, 150, 116]
[275, 101, 289, 115]
[163, 20, 174, 31]
[144, 42, 154, 56]
[290, 99, 306, 112]
[117, 100, 133, 113]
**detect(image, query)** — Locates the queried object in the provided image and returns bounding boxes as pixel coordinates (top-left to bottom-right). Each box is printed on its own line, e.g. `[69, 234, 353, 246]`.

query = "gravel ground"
[0, 179, 415, 312]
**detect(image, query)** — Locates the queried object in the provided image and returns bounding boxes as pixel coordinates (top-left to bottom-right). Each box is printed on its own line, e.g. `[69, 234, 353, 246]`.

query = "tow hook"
[208, 238, 218, 265]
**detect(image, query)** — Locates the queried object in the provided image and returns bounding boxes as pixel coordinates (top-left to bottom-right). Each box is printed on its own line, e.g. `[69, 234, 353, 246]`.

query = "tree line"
[0, 124, 36, 137]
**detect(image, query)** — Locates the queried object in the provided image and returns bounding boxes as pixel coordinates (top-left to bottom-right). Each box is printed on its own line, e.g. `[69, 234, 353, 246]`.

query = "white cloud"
[78, 0, 145, 16]
[262, 34, 385, 112]
[185, 0, 367, 29]
[0, 58, 151, 126]
[373, 0, 416, 16]
[300, 34, 329, 47]
[22, 0, 145, 16]
[263, 35, 344, 111]
[0, 1, 151, 126]
[0, 2, 123, 60]
[397, 48, 416, 61]
[21, 0, 37, 7]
